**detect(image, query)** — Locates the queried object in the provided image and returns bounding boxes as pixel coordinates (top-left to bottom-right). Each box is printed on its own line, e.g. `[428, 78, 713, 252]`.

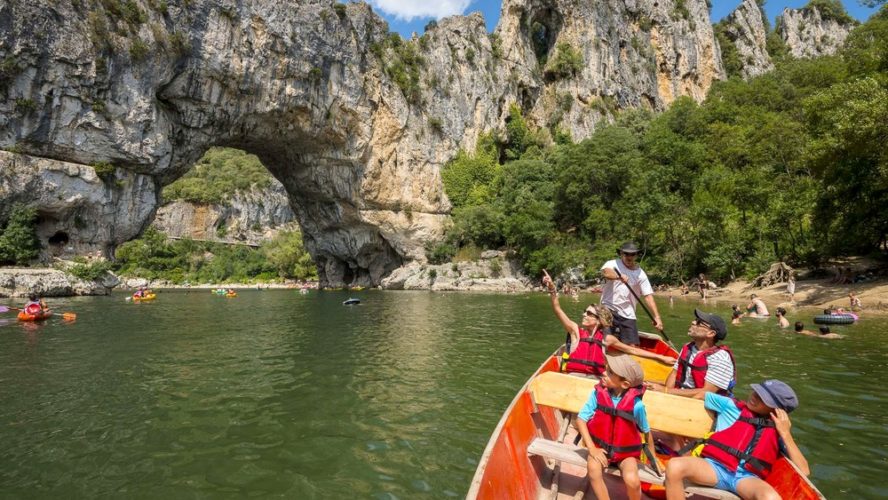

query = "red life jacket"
[674, 342, 736, 395]
[701, 401, 780, 479]
[586, 383, 645, 463]
[24, 302, 42, 315]
[563, 328, 607, 375]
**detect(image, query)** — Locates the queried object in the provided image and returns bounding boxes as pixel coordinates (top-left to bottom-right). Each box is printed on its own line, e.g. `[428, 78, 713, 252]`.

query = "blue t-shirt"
[578, 389, 650, 433]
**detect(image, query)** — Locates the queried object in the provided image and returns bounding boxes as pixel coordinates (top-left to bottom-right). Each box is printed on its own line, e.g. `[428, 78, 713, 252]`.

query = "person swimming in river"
[542, 270, 675, 377]
[849, 292, 862, 311]
[731, 305, 743, 326]
[775, 308, 789, 329]
[745, 294, 769, 317]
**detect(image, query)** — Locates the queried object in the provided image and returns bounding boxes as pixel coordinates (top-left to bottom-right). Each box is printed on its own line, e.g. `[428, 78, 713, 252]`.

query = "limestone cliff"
[0, 0, 724, 287]
[153, 182, 297, 246]
[778, 5, 856, 58]
[719, 0, 773, 78]
[496, 0, 724, 138]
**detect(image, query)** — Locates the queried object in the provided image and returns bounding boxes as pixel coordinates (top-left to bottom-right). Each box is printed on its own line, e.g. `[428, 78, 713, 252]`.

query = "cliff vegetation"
[437, 8, 888, 283]
[162, 148, 273, 204]
[113, 227, 317, 284]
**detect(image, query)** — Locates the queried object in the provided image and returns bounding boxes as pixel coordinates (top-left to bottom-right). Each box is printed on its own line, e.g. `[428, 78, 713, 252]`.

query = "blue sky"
[361, 1, 881, 37]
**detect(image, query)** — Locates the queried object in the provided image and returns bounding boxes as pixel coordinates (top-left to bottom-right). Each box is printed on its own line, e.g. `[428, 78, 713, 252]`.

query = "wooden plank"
[527, 438, 588, 468]
[528, 372, 714, 438]
[630, 355, 673, 384]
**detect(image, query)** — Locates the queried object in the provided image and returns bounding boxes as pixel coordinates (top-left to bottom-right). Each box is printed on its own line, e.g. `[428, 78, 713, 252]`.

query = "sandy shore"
[661, 277, 888, 315]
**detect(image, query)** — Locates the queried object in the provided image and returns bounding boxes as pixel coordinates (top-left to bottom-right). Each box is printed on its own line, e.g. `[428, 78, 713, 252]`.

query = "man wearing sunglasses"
[600, 242, 663, 346]
[650, 309, 736, 398]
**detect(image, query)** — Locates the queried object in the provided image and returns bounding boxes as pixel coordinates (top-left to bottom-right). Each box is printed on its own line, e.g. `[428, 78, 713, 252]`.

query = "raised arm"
[772, 409, 810, 476]
[542, 270, 579, 338]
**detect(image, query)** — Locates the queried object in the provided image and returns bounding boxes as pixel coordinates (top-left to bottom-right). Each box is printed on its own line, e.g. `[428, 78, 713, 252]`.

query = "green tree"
[0, 204, 40, 265]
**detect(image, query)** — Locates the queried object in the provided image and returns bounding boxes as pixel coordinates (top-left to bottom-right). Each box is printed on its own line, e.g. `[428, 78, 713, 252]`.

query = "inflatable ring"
[813, 314, 855, 325]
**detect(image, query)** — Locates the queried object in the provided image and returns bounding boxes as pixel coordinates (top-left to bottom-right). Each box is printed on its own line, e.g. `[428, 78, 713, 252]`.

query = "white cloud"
[366, 0, 472, 21]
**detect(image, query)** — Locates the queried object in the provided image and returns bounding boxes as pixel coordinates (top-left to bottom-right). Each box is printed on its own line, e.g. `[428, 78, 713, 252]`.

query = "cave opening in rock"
[48, 231, 69, 246]
[526, 8, 564, 66]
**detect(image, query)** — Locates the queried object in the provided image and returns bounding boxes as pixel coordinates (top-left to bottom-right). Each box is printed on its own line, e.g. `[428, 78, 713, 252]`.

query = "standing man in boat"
[542, 270, 675, 376]
[649, 309, 736, 398]
[600, 242, 663, 346]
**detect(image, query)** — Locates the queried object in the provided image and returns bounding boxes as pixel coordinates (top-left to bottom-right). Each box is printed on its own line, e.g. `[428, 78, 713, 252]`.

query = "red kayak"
[467, 332, 824, 499]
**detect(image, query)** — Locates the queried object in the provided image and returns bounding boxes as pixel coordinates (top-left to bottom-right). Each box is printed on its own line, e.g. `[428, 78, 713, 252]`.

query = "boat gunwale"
[466, 331, 826, 499]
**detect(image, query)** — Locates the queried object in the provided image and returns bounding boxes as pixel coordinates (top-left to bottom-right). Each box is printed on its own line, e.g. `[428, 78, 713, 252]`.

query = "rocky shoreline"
[0, 267, 117, 297]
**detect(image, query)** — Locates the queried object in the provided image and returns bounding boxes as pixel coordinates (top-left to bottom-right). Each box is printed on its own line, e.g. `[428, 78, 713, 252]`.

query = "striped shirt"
[672, 345, 735, 391]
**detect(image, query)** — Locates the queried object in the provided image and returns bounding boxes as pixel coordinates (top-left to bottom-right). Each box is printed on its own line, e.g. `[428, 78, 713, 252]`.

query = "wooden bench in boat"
[527, 371, 740, 500]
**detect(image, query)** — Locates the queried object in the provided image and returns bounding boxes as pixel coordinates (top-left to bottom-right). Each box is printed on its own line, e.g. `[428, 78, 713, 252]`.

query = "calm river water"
[0, 290, 885, 498]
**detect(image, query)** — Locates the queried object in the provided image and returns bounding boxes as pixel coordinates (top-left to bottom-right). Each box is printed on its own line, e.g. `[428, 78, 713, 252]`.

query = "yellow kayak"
[132, 293, 156, 302]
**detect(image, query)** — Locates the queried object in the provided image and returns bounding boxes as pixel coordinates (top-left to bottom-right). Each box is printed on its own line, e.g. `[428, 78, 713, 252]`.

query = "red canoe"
[467, 332, 824, 500]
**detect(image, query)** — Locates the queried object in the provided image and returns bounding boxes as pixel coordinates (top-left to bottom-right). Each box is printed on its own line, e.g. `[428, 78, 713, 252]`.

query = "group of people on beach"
[542, 242, 810, 500]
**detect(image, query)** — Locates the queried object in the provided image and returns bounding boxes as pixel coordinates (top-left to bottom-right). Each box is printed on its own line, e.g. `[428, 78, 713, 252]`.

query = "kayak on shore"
[467, 332, 824, 500]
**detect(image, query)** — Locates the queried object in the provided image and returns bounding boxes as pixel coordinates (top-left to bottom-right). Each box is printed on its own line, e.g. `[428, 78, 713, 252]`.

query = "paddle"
[1, 305, 76, 320]
[612, 267, 673, 347]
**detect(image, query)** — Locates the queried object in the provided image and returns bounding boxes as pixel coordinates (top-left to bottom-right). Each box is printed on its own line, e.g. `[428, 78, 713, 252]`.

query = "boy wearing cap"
[600, 242, 664, 346]
[575, 354, 660, 500]
[664, 380, 810, 500]
[651, 309, 736, 398]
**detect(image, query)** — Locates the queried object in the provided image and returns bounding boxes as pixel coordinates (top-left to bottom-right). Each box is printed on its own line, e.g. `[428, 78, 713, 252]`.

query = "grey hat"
[694, 308, 728, 341]
[750, 379, 799, 413]
[617, 242, 639, 254]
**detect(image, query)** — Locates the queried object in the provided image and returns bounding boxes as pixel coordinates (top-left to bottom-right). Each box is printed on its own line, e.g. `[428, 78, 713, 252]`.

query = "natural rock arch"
[0, 0, 726, 286]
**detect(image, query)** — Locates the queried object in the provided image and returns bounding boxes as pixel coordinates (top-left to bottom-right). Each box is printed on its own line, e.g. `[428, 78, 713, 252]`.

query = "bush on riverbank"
[113, 228, 317, 283]
[439, 10, 888, 283]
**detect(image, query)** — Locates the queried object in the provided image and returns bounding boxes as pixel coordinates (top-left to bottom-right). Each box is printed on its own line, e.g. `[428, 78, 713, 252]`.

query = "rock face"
[0, 0, 724, 287]
[0, 151, 157, 260]
[720, 0, 774, 78]
[778, 5, 855, 58]
[379, 251, 531, 292]
[0, 267, 114, 297]
[153, 182, 297, 246]
[496, 0, 724, 138]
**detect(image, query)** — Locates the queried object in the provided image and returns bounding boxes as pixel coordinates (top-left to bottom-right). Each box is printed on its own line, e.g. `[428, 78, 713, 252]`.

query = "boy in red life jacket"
[664, 380, 810, 500]
[542, 270, 675, 377]
[575, 354, 661, 500]
[649, 309, 736, 398]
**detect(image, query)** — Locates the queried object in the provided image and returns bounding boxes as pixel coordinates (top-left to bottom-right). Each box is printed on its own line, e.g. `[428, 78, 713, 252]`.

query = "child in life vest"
[664, 379, 810, 500]
[575, 354, 660, 500]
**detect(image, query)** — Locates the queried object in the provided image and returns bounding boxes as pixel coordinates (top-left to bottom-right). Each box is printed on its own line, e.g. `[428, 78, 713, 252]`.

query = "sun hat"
[605, 354, 644, 387]
[617, 242, 639, 255]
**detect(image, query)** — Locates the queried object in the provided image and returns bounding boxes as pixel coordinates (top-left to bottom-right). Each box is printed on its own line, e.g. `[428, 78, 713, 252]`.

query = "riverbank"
[663, 277, 888, 315]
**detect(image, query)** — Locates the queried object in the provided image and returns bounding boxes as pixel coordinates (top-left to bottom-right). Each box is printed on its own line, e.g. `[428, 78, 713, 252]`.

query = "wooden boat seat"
[529, 372, 714, 438]
[527, 438, 740, 500]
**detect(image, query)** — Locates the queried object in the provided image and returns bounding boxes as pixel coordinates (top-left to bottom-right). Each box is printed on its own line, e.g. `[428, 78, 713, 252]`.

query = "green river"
[1, 290, 885, 498]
